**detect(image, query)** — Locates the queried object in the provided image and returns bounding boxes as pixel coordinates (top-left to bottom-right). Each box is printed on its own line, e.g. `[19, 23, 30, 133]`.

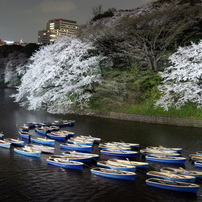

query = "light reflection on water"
[0, 88, 202, 201]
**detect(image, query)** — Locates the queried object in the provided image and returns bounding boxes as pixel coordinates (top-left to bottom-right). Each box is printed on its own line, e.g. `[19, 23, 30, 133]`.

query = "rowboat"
[60, 143, 93, 153]
[146, 155, 186, 164]
[98, 144, 132, 151]
[0, 132, 4, 139]
[160, 167, 202, 178]
[189, 154, 202, 161]
[146, 178, 200, 193]
[30, 137, 55, 146]
[62, 151, 99, 161]
[110, 141, 140, 149]
[51, 120, 75, 127]
[23, 122, 38, 129]
[25, 144, 55, 154]
[49, 154, 93, 163]
[67, 139, 94, 146]
[4, 138, 25, 147]
[196, 151, 202, 155]
[14, 147, 41, 158]
[69, 135, 100, 144]
[46, 133, 67, 141]
[146, 171, 196, 183]
[97, 161, 136, 172]
[75, 135, 101, 144]
[35, 126, 59, 135]
[146, 146, 182, 153]
[194, 161, 202, 168]
[18, 131, 31, 140]
[0, 140, 11, 149]
[51, 130, 74, 138]
[140, 149, 180, 157]
[100, 150, 138, 158]
[107, 159, 149, 169]
[47, 157, 83, 170]
[91, 167, 136, 181]
[18, 126, 29, 132]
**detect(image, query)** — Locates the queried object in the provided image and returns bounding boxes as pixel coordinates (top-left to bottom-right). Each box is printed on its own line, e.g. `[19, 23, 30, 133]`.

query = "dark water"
[0, 88, 202, 202]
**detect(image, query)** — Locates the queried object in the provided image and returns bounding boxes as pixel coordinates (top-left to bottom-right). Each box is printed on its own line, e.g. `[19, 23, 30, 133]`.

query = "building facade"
[38, 19, 79, 45]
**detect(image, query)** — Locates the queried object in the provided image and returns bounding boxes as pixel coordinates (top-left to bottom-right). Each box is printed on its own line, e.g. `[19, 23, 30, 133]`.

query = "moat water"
[0, 88, 202, 202]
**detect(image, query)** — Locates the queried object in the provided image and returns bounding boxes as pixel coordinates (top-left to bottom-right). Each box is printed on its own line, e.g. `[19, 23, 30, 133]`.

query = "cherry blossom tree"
[12, 36, 105, 114]
[155, 40, 202, 110]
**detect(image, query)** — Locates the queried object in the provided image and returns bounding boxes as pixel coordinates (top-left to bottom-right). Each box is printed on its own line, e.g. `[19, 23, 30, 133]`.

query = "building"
[38, 19, 79, 45]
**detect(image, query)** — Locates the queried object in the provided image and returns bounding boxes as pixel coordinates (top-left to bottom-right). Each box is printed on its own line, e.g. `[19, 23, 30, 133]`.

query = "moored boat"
[62, 151, 99, 161]
[98, 144, 131, 151]
[189, 154, 202, 161]
[30, 136, 55, 146]
[67, 139, 94, 146]
[140, 149, 180, 157]
[146, 178, 200, 193]
[4, 138, 24, 147]
[14, 147, 41, 158]
[107, 159, 149, 169]
[0, 132, 4, 139]
[18, 126, 29, 132]
[49, 154, 92, 163]
[160, 167, 202, 178]
[18, 131, 31, 140]
[100, 150, 138, 158]
[60, 143, 93, 153]
[52, 130, 75, 137]
[91, 167, 136, 181]
[47, 156, 83, 170]
[110, 141, 140, 149]
[146, 171, 196, 183]
[194, 161, 202, 168]
[46, 132, 67, 141]
[97, 161, 136, 172]
[25, 144, 54, 154]
[0, 139, 11, 149]
[146, 155, 186, 164]
[146, 146, 182, 153]
[51, 120, 75, 127]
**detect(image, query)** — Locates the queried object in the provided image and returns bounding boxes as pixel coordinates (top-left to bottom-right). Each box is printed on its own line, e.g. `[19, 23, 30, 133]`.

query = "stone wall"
[89, 110, 202, 128]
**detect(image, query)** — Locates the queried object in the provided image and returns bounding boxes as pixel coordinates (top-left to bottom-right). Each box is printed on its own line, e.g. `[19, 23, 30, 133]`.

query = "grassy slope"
[90, 69, 202, 119]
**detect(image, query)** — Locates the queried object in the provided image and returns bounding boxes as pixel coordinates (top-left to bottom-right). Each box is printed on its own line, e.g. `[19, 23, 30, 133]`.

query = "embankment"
[89, 110, 202, 128]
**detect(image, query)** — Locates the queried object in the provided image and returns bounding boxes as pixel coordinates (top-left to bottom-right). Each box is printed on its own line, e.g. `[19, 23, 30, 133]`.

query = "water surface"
[0, 88, 202, 202]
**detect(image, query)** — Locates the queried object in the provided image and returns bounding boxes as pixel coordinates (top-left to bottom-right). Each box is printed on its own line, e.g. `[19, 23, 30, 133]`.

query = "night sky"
[0, 0, 153, 43]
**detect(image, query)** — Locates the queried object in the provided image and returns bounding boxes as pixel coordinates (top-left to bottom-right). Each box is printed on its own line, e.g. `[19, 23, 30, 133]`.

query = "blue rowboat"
[60, 143, 93, 153]
[146, 171, 196, 183]
[140, 149, 180, 157]
[30, 137, 55, 146]
[98, 144, 131, 151]
[67, 139, 94, 146]
[14, 147, 41, 158]
[100, 150, 138, 158]
[97, 161, 136, 172]
[51, 130, 75, 138]
[91, 167, 136, 181]
[25, 144, 55, 154]
[194, 161, 202, 168]
[62, 151, 99, 161]
[46, 133, 67, 141]
[146, 178, 200, 193]
[49, 154, 92, 164]
[18, 131, 31, 140]
[0, 132, 4, 139]
[4, 138, 24, 147]
[107, 159, 149, 169]
[146, 155, 186, 164]
[47, 157, 83, 170]
[160, 167, 202, 178]
[146, 146, 182, 153]
[0, 140, 11, 149]
[18, 126, 29, 132]
[110, 142, 140, 149]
